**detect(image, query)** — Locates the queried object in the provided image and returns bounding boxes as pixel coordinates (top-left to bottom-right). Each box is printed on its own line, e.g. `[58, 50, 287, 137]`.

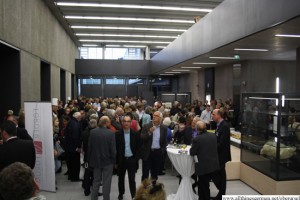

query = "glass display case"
[241, 93, 300, 180]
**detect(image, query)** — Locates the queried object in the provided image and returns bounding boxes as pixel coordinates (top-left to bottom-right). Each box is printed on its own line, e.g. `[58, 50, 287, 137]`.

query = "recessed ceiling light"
[209, 56, 235, 59]
[172, 69, 190, 71]
[71, 26, 187, 32]
[153, 46, 167, 49]
[79, 39, 170, 44]
[181, 66, 202, 69]
[193, 62, 217, 65]
[275, 34, 300, 38]
[65, 16, 194, 24]
[76, 33, 178, 39]
[159, 74, 174, 75]
[124, 45, 147, 48]
[234, 48, 268, 51]
[57, 2, 212, 13]
[150, 51, 158, 54]
[165, 72, 181, 73]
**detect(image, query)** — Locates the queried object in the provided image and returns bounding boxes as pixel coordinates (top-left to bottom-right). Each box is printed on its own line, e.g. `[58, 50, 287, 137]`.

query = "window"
[105, 79, 125, 85]
[82, 79, 101, 84]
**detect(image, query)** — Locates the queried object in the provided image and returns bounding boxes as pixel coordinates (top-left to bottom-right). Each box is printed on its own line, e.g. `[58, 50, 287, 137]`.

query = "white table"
[166, 145, 198, 200]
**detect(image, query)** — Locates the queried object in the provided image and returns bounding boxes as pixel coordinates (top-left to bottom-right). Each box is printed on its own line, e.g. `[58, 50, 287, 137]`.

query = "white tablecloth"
[166, 146, 198, 200]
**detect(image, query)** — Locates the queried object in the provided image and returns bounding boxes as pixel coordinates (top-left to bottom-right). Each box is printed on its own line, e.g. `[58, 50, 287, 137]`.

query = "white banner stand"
[24, 102, 56, 192]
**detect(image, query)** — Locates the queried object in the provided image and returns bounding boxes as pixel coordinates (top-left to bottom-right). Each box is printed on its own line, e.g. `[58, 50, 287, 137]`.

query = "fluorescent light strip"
[275, 34, 300, 38]
[82, 44, 98, 46]
[153, 46, 167, 48]
[150, 51, 158, 53]
[209, 56, 235, 59]
[65, 16, 194, 24]
[181, 66, 202, 69]
[71, 26, 186, 32]
[193, 62, 216, 65]
[79, 39, 170, 44]
[57, 2, 212, 12]
[234, 48, 268, 51]
[76, 33, 177, 39]
[105, 45, 121, 47]
[165, 72, 181, 73]
[172, 69, 190, 71]
[123, 45, 147, 48]
[159, 74, 174, 75]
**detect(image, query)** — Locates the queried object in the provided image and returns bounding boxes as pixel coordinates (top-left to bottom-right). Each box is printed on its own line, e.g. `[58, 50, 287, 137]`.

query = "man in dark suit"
[6, 115, 32, 140]
[65, 112, 82, 182]
[140, 111, 167, 181]
[88, 116, 116, 200]
[190, 121, 219, 200]
[211, 109, 231, 200]
[0, 120, 36, 171]
[115, 115, 140, 200]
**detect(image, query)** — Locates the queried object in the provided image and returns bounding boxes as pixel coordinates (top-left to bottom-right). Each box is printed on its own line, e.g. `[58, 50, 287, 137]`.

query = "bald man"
[88, 116, 116, 200]
[190, 121, 219, 200]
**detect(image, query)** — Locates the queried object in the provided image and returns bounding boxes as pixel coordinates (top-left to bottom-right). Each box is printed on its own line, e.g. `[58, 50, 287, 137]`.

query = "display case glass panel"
[241, 93, 300, 180]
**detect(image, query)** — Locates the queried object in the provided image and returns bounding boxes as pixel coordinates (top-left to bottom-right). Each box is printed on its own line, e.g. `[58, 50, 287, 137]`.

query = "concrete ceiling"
[44, 0, 223, 51]
[159, 16, 300, 75]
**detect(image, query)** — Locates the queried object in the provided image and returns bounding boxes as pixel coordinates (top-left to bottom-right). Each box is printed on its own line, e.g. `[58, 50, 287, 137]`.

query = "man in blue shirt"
[115, 115, 141, 200]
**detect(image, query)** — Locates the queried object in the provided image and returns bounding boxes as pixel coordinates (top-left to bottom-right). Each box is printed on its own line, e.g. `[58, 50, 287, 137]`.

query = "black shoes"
[192, 183, 197, 194]
[118, 194, 123, 200]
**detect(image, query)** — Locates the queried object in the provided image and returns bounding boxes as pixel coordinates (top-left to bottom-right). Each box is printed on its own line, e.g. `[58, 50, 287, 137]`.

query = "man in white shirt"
[200, 105, 212, 129]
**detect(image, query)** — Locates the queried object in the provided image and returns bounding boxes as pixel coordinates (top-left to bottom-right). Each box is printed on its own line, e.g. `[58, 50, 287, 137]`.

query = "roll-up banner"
[24, 102, 55, 192]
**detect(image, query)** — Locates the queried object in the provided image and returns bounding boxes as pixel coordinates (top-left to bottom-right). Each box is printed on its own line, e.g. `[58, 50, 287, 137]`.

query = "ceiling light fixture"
[76, 33, 178, 39]
[234, 48, 269, 51]
[193, 62, 217, 65]
[209, 56, 235, 59]
[123, 45, 147, 48]
[79, 39, 170, 44]
[150, 51, 158, 54]
[71, 26, 187, 32]
[65, 16, 194, 24]
[275, 34, 300, 38]
[153, 46, 167, 49]
[57, 2, 212, 12]
[181, 66, 202, 69]
[172, 69, 190, 71]
[105, 45, 121, 47]
[82, 44, 98, 46]
[165, 72, 181, 73]
[159, 74, 174, 75]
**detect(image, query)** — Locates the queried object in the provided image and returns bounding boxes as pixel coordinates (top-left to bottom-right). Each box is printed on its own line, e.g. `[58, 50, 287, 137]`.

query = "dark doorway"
[60, 69, 66, 103]
[71, 74, 75, 99]
[40, 61, 51, 101]
[0, 42, 21, 122]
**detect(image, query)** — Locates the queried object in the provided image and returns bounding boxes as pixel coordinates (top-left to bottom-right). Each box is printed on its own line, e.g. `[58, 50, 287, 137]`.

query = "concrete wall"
[241, 60, 297, 93]
[20, 51, 40, 103]
[0, 0, 78, 105]
[215, 64, 233, 101]
[76, 59, 150, 76]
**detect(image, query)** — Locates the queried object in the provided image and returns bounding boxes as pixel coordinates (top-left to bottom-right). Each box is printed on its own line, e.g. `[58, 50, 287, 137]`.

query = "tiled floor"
[39, 159, 260, 200]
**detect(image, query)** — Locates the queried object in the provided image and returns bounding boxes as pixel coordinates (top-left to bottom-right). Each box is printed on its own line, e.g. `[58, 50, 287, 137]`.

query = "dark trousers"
[66, 151, 81, 181]
[142, 149, 162, 181]
[118, 157, 137, 198]
[212, 165, 227, 200]
[198, 173, 212, 200]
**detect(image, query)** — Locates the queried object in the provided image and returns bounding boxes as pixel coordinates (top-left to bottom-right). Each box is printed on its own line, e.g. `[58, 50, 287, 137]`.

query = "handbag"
[55, 142, 65, 157]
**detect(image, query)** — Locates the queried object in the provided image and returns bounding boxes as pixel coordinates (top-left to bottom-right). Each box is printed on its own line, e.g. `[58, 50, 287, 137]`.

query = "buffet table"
[166, 145, 198, 200]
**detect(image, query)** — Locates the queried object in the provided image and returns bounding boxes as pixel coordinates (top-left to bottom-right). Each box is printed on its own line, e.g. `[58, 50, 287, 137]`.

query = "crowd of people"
[0, 96, 234, 200]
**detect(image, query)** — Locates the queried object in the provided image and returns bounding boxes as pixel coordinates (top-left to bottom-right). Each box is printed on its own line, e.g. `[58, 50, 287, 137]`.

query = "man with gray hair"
[140, 111, 167, 181]
[82, 118, 99, 196]
[88, 116, 116, 200]
[190, 121, 219, 200]
[65, 111, 82, 182]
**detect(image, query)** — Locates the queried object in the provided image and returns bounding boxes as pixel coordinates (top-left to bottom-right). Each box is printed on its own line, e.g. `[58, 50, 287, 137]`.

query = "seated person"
[134, 178, 166, 200]
[0, 162, 46, 200]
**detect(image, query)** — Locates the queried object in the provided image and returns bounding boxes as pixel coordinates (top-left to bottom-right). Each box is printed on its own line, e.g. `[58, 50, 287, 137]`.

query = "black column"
[40, 61, 51, 101]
